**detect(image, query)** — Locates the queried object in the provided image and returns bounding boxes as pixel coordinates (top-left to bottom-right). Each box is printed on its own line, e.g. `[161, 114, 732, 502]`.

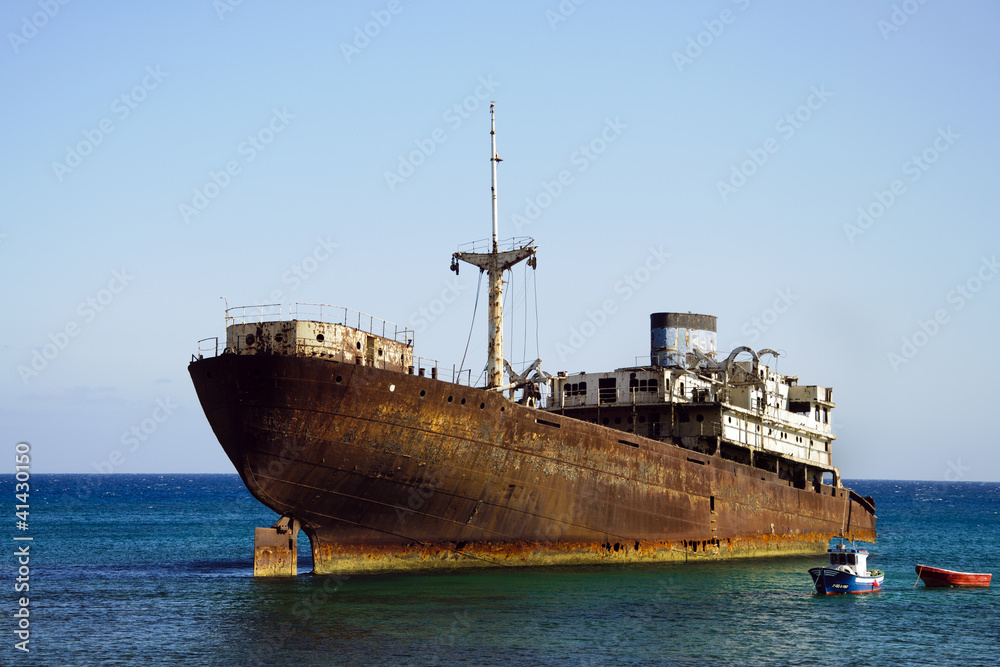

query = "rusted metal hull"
[189, 354, 877, 575]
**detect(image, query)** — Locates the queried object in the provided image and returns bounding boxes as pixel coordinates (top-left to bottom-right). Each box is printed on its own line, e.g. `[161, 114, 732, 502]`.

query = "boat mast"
[452, 102, 536, 390]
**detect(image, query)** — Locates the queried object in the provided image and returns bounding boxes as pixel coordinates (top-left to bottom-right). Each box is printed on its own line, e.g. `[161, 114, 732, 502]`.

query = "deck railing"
[223, 303, 413, 343]
[410, 358, 475, 386]
[196, 337, 219, 359]
[455, 236, 534, 254]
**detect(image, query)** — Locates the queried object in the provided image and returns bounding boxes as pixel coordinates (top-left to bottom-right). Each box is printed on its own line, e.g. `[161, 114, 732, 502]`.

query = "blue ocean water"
[3, 476, 998, 666]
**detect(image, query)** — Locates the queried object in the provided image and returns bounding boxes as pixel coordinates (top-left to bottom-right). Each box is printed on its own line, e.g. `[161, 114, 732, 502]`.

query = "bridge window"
[598, 378, 617, 403]
[628, 375, 659, 394]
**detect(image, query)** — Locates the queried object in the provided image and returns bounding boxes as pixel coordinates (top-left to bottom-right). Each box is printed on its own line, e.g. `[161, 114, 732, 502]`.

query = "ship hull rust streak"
[189, 353, 876, 575]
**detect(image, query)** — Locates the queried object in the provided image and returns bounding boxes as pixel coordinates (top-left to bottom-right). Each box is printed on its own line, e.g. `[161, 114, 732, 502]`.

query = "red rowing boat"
[915, 564, 992, 587]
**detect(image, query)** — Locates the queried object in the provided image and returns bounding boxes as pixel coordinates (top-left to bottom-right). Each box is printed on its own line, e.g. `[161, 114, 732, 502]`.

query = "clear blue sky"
[3, 1, 998, 480]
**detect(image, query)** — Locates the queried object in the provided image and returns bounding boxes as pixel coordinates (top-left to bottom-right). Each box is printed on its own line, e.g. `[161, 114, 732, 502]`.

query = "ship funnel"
[650, 312, 717, 369]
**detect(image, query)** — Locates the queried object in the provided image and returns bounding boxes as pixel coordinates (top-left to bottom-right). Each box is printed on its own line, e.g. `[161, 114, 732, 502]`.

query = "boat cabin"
[828, 544, 871, 577]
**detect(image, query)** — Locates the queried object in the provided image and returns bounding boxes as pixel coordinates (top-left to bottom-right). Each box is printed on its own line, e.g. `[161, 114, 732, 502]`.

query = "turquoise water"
[4, 476, 997, 666]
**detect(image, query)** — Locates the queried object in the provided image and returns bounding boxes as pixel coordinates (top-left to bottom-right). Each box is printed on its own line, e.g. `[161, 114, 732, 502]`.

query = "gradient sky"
[3, 1, 998, 480]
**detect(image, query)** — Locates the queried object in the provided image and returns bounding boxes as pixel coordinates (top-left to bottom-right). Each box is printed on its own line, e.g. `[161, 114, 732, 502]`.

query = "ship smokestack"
[650, 312, 717, 368]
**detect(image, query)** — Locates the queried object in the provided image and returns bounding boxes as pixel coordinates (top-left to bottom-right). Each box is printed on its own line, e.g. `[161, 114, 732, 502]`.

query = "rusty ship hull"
[189, 351, 877, 575]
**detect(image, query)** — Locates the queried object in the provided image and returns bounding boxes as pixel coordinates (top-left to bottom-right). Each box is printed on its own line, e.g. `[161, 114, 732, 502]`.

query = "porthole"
[246, 334, 255, 345]
[420, 390, 426, 398]
[479, 402, 485, 409]
[460, 398, 467, 405]
[389, 384, 395, 392]
[696, 414, 704, 422]
[317, 334, 325, 342]
[500, 406, 506, 412]
[447, 396, 453, 403]
[274, 334, 283, 342]
[335, 375, 343, 383]
[356, 341, 362, 350]
[378, 349, 383, 357]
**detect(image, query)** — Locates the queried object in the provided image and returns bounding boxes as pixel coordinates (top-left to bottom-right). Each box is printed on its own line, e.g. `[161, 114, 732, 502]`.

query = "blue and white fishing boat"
[809, 542, 884, 595]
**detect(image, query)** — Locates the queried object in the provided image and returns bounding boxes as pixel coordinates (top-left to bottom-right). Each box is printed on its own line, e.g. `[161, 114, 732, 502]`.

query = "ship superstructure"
[548, 312, 842, 493]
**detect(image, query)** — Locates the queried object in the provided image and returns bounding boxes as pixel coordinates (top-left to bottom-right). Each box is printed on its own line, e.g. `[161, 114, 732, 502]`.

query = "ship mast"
[490, 100, 500, 250]
[452, 102, 536, 390]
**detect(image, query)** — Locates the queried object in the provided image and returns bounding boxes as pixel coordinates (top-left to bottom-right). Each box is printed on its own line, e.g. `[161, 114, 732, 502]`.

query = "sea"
[3, 475, 997, 666]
